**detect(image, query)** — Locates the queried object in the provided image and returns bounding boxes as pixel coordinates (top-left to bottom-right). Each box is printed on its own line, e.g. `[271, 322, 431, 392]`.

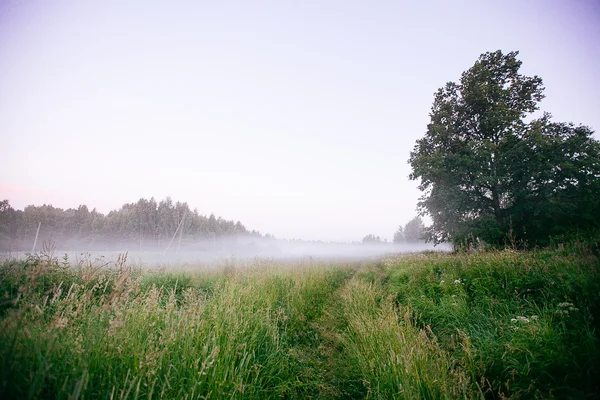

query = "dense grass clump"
[1, 248, 598, 399]
[332, 277, 475, 399]
[383, 250, 600, 398]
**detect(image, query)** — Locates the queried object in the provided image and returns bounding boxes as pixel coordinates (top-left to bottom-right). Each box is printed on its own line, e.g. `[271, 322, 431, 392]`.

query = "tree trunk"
[491, 186, 503, 226]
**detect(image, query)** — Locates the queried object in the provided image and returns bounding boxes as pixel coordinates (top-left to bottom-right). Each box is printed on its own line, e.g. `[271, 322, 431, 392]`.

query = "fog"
[1, 236, 449, 268]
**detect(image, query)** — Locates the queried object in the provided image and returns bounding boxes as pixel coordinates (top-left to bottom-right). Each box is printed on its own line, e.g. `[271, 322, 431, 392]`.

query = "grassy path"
[292, 266, 367, 399]
[301, 263, 476, 399]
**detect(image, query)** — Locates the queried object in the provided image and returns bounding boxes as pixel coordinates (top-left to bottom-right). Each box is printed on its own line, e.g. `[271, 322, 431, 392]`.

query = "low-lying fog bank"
[1, 237, 450, 267]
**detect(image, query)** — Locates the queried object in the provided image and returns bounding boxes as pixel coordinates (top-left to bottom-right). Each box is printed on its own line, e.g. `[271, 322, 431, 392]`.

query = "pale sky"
[1, 0, 599, 242]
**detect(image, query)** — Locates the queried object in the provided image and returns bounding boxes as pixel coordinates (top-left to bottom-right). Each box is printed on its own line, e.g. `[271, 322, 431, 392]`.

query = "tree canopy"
[362, 234, 383, 244]
[0, 198, 263, 252]
[393, 216, 425, 243]
[409, 50, 600, 247]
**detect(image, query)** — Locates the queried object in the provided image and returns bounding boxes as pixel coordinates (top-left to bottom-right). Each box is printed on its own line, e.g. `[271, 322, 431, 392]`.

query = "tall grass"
[383, 249, 600, 398]
[1, 248, 598, 399]
[0, 254, 355, 399]
[332, 277, 477, 399]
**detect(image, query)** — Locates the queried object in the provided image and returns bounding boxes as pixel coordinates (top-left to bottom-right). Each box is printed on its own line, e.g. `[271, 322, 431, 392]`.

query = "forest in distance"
[0, 197, 263, 253]
[0, 198, 429, 262]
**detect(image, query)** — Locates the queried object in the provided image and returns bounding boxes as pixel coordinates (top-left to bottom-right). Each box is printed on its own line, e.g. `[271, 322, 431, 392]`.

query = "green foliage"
[404, 216, 426, 243]
[383, 250, 600, 398]
[393, 216, 426, 244]
[0, 254, 360, 399]
[409, 50, 600, 247]
[392, 226, 404, 244]
[1, 249, 598, 399]
[334, 277, 475, 399]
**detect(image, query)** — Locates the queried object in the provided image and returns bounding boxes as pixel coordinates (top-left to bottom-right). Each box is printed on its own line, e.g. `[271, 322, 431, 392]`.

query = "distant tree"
[409, 50, 600, 246]
[362, 234, 383, 244]
[403, 217, 425, 242]
[207, 213, 218, 234]
[393, 226, 404, 244]
[234, 221, 247, 235]
[90, 208, 104, 239]
[0, 200, 18, 245]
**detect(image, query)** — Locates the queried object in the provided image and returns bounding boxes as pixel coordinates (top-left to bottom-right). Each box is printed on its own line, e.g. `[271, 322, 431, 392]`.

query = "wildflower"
[530, 315, 539, 320]
[511, 316, 530, 323]
[454, 279, 462, 285]
[440, 280, 445, 284]
[557, 302, 578, 312]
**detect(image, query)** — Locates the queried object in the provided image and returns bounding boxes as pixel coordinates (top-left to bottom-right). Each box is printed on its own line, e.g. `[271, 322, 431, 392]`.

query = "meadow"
[1, 246, 599, 399]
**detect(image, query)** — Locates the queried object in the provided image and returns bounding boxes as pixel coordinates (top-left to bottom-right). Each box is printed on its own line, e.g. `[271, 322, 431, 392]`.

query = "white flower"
[440, 280, 445, 284]
[557, 302, 578, 313]
[511, 316, 530, 323]
[454, 279, 462, 285]
[530, 315, 539, 320]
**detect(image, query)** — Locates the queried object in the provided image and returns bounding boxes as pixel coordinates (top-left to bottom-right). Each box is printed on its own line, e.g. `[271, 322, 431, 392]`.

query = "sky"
[1, 0, 599, 242]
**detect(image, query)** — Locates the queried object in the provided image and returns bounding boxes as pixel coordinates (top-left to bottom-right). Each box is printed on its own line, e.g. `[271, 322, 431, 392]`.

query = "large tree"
[409, 50, 600, 247]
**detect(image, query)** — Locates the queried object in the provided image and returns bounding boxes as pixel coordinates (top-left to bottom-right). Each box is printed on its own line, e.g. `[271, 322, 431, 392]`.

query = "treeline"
[362, 216, 426, 244]
[0, 197, 263, 252]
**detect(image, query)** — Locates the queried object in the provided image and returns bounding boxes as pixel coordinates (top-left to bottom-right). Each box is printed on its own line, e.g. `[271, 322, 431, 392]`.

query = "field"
[1, 247, 599, 399]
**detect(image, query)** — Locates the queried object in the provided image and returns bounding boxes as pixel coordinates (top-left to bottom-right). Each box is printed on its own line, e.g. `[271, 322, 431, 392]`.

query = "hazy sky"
[1, 0, 599, 242]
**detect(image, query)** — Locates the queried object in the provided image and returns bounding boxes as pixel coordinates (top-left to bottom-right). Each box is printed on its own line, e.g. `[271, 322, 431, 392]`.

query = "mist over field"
[1, 236, 447, 267]
[0, 197, 438, 266]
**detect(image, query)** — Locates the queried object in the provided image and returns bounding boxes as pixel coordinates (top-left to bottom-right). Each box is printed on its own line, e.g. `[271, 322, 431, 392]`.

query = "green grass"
[382, 250, 600, 399]
[1, 248, 598, 399]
